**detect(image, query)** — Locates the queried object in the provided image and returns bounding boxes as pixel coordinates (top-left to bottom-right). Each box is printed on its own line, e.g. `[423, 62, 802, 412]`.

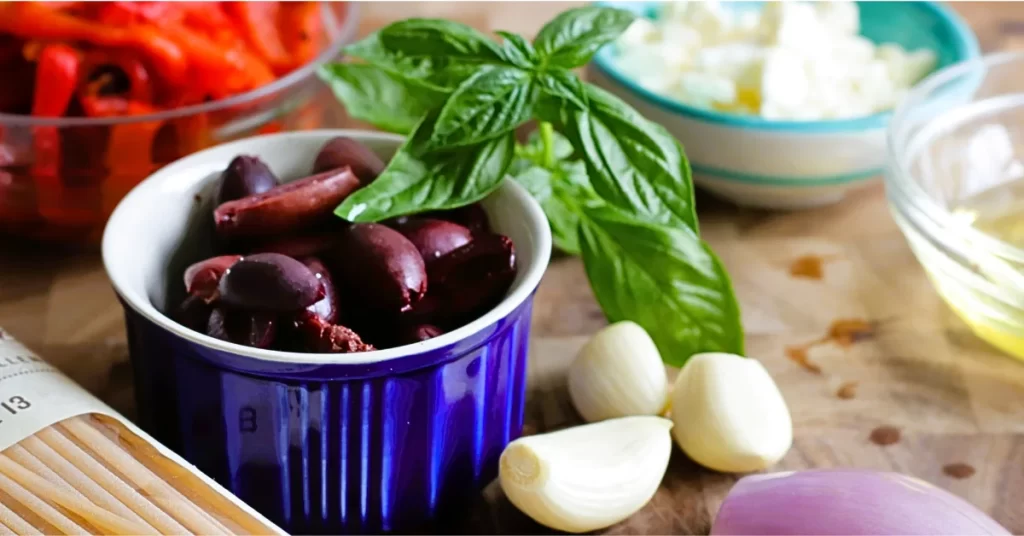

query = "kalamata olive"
[214, 168, 361, 239]
[330, 223, 427, 312]
[302, 256, 338, 323]
[174, 295, 213, 332]
[293, 312, 374, 353]
[396, 218, 473, 264]
[424, 203, 491, 234]
[312, 136, 385, 183]
[396, 323, 444, 345]
[249, 230, 339, 258]
[428, 234, 516, 322]
[207, 308, 277, 348]
[183, 255, 242, 301]
[217, 253, 324, 312]
[214, 155, 279, 207]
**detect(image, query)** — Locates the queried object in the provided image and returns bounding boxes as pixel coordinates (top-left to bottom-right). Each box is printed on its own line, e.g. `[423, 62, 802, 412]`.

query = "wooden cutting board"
[2, 2, 1024, 534]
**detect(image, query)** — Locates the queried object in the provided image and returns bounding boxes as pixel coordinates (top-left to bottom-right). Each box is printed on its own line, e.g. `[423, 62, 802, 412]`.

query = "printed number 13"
[1, 396, 31, 415]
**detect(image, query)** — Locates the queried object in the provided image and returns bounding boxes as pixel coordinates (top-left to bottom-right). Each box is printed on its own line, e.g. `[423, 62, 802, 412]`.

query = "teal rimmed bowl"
[588, 1, 980, 209]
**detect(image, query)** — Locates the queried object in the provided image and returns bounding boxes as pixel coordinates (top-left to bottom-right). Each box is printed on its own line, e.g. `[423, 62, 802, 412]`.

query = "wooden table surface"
[3, 2, 1024, 534]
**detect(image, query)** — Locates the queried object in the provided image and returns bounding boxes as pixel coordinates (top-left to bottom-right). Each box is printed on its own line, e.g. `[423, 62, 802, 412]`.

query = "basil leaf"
[512, 165, 553, 200]
[533, 6, 635, 69]
[378, 19, 506, 64]
[579, 205, 743, 365]
[536, 69, 589, 114]
[345, 30, 494, 91]
[431, 66, 537, 148]
[496, 31, 539, 69]
[318, 64, 445, 134]
[336, 111, 515, 222]
[512, 160, 598, 255]
[565, 84, 697, 230]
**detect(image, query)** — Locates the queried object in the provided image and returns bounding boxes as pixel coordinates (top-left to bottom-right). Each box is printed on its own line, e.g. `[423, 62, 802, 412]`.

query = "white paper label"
[0, 328, 286, 535]
[0, 331, 113, 452]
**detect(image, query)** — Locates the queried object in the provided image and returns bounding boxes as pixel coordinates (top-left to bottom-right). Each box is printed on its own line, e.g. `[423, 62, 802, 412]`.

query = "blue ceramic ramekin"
[588, 1, 980, 209]
[101, 131, 552, 534]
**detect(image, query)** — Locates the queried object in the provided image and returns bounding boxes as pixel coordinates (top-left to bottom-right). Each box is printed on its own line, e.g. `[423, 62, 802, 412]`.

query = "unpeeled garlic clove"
[499, 416, 673, 534]
[567, 321, 669, 422]
[671, 352, 792, 473]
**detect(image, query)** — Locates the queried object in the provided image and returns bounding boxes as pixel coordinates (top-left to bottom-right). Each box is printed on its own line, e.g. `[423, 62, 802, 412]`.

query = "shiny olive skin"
[330, 223, 427, 312]
[249, 230, 339, 259]
[207, 308, 277, 348]
[302, 256, 339, 323]
[214, 168, 361, 239]
[396, 218, 473, 264]
[183, 255, 242, 301]
[424, 203, 491, 234]
[214, 155, 279, 207]
[428, 233, 516, 322]
[217, 253, 324, 312]
[312, 136, 385, 183]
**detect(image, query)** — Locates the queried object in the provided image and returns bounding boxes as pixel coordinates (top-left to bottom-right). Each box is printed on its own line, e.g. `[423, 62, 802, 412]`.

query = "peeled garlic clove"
[499, 416, 673, 534]
[567, 321, 669, 422]
[671, 352, 792, 473]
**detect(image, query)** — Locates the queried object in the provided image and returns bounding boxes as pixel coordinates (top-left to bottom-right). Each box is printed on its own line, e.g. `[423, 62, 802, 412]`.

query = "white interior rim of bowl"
[103, 130, 553, 366]
[0, 3, 360, 128]
[888, 50, 1024, 266]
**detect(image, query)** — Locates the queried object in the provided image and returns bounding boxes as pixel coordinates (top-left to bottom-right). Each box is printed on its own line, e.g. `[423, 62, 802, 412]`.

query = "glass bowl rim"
[0, 2, 360, 128]
[886, 49, 1024, 266]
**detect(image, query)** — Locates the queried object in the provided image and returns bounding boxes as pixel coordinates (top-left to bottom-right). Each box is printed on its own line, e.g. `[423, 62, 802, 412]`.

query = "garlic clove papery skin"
[567, 321, 670, 423]
[671, 352, 792, 473]
[499, 416, 673, 534]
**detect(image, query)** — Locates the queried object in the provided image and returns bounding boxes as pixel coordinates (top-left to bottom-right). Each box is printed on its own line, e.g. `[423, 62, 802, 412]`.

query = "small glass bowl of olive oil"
[887, 51, 1024, 361]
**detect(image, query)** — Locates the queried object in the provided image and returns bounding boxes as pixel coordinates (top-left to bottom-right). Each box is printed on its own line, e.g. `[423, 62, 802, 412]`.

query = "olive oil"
[948, 182, 1024, 360]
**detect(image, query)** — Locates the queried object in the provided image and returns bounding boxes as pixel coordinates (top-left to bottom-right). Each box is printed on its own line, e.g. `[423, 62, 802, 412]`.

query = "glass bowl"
[0, 2, 359, 245]
[886, 51, 1024, 361]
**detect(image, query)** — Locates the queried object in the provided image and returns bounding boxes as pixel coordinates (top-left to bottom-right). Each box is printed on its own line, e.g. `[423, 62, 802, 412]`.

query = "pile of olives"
[173, 137, 517, 353]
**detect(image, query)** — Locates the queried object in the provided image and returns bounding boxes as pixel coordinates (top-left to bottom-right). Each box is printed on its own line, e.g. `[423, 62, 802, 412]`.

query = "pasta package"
[0, 328, 285, 536]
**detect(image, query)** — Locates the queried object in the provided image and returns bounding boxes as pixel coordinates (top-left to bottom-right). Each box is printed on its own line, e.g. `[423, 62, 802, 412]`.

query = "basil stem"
[539, 122, 556, 169]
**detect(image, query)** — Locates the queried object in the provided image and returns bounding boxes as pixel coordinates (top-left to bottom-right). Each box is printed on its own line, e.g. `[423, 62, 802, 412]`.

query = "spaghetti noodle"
[0, 329, 282, 535]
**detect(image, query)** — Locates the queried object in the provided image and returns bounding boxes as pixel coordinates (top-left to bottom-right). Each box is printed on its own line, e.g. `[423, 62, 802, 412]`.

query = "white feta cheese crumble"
[611, 0, 938, 121]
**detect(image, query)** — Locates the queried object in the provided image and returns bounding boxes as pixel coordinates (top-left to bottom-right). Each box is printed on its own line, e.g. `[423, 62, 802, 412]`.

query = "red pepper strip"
[179, 3, 242, 46]
[159, 22, 275, 99]
[79, 95, 130, 117]
[79, 50, 153, 104]
[30, 44, 97, 228]
[31, 44, 80, 179]
[104, 101, 162, 174]
[100, 101, 163, 217]
[224, 2, 292, 73]
[257, 122, 284, 136]
[168, 113, 211, 159]
[279, 2, 325, 70]
[91, 1, 180, 26]
[0, 3, 188, 88]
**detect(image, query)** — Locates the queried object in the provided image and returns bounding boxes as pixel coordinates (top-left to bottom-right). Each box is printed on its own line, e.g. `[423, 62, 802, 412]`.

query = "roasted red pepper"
[79, 50, 153, 103]
[0, 1, 334, 242]
[224, 2, 292, 73]
[32, 44, 80, 178]
[280, 2, 325, 69]
[0, 3, 188, 87]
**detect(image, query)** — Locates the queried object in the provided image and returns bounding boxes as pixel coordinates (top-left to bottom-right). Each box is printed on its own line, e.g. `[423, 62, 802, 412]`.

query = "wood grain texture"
[2, 2, 1024, 534]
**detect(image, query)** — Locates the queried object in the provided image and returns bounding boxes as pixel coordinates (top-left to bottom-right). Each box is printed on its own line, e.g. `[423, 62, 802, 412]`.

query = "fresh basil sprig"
[319, 6, 744, 365]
